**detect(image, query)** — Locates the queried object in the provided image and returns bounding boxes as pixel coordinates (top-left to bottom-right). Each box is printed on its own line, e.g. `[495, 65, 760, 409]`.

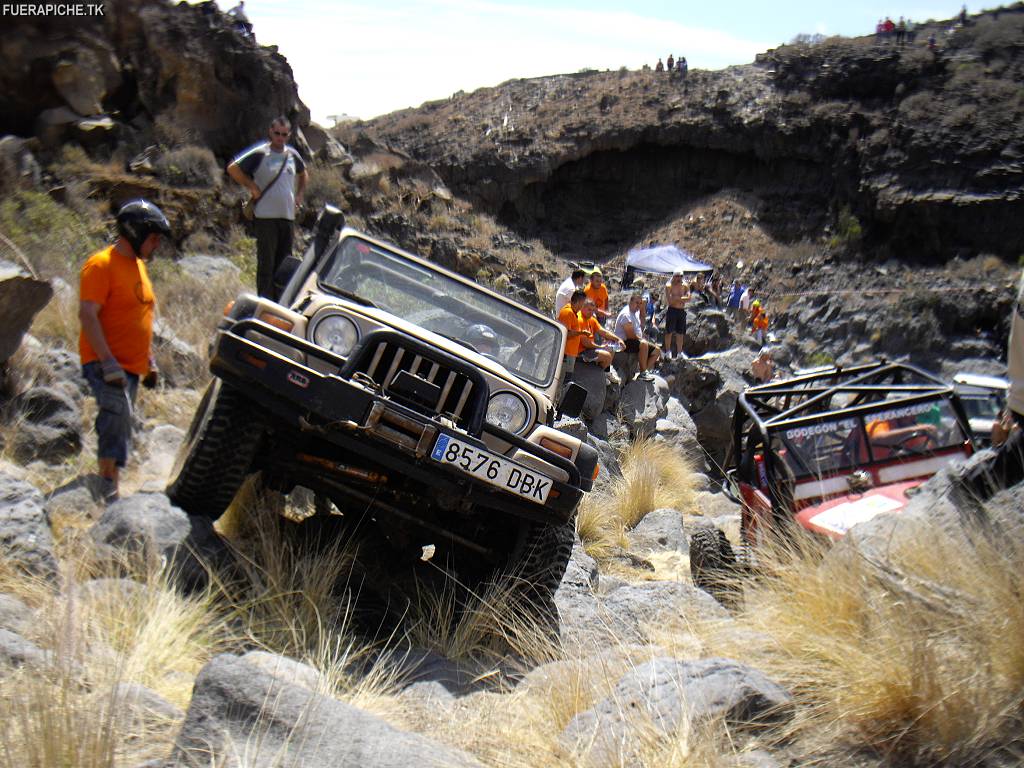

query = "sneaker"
[100, 478, 119, 505]
[636, 371, 654, 381]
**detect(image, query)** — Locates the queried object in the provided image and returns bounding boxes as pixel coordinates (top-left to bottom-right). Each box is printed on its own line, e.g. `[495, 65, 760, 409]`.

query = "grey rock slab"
[619, 375, 669, 439]
[563, 657, 792, 766]
[375, 647, 501, 696]
[559, 579, 727, 649]
[0, 473, 59, 583]
[0, 593, 33, 634]
[138, 425, 185, 492]
[627, 508, 687, 554]
[48, 474, 105, 519]
[0, 627, 49, 669]
[171, 653, 482, 767]
[241, 651, 325, 692]
[692, 490, 741, 519]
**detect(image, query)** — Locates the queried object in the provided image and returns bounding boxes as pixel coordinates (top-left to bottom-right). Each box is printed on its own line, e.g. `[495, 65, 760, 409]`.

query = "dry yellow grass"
[670, 522, 1024, 765]
[576, 437, 698, 563]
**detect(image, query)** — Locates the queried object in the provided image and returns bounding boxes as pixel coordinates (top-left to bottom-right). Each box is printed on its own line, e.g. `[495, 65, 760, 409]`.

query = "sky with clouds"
[227, 0, 964, 123]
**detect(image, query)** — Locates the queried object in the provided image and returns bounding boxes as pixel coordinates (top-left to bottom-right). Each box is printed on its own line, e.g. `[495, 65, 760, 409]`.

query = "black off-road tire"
[689, 526, 738, 607]
[507, 518, 576, 638]
[166, 380, 264, 520]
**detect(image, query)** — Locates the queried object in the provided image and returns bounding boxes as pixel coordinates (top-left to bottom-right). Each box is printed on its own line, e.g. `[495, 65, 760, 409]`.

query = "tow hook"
[296, 453, 387, 484]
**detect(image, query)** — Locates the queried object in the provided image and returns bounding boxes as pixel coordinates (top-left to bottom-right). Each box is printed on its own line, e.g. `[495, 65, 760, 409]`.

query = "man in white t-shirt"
[614, 293, 661, 380]
[738, 285, 753, 325]
[554, 268, 587, 318]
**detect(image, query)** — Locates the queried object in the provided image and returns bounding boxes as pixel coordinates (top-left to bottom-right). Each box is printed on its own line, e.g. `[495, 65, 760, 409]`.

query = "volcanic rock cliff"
[364, 6, 1024, 263]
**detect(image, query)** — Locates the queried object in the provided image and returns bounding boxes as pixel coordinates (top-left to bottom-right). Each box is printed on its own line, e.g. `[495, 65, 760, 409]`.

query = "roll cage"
[730, 361, 974, 499]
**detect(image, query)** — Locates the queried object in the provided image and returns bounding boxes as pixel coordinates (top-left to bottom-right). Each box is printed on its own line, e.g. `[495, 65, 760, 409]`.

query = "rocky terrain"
[0, 1, 1022, 766]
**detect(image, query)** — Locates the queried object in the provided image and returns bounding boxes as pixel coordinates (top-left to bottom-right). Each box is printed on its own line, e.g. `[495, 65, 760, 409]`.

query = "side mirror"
[314, 205, 346, 258]
[557, 382, 588, 419]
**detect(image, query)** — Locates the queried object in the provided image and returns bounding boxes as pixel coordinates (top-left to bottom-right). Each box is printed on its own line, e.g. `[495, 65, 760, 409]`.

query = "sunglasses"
[272, 130, 290, 137]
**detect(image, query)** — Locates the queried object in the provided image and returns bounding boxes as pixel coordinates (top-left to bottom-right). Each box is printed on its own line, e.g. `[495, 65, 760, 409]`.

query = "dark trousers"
[959, 411, 1024, 502]
[254, 218, 294, 300]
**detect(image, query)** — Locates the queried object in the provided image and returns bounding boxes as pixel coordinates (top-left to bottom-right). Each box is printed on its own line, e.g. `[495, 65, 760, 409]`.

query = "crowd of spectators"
[554, 261, 776, 400]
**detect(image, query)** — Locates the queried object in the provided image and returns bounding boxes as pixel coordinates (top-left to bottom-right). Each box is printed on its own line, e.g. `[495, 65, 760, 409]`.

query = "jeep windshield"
[319, 236, 562, 387]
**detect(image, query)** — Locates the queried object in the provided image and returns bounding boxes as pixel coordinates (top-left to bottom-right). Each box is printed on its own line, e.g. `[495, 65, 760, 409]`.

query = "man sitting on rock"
[615, 293, 661, 381]
[78, 200, 170, 503]
[751, 348, 775, 383]
[557, 290, 590, 388]
[578, 298, 622, 370]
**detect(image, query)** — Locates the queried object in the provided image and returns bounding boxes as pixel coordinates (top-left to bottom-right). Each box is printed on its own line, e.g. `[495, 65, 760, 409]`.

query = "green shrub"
[303, 162, 349, 215]
[154, 146, 221, 188]
[0, 190, 106, 278]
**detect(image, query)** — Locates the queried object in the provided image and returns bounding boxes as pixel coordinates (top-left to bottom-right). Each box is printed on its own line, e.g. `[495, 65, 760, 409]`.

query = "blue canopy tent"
[624, 245, 713, 285]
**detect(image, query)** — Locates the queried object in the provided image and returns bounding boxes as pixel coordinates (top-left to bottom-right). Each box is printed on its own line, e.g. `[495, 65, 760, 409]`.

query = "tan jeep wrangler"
[167, 207, 597, 624]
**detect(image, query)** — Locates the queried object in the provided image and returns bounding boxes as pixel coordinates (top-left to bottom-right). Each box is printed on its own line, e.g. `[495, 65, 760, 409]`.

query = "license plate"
[431, 434, 552, 504]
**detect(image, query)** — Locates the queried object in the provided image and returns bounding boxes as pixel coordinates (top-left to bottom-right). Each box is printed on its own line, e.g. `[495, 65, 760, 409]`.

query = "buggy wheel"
[689, 526, 738, 607]
[166, 380, 264, 520]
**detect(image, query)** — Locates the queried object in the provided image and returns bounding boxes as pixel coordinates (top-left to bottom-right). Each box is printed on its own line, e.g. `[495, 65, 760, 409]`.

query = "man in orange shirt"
[584, 268, 610, 323]
[557, 290, 589, 387]
[578, 298, 623, 370]
[79, 199, 171, 502]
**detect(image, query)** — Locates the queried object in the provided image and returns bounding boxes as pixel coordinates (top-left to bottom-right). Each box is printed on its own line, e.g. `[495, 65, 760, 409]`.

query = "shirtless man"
[750, 348, 775, 383]
[663, 272, 690, 359]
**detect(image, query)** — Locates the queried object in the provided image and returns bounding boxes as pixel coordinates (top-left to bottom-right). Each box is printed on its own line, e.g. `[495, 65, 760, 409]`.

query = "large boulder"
[653, 396, 705, 469]
[89, 493, 230, 591]
[6, 385, 82, 464]
[573, 360, 610, 423]
[170, 653, 481, 767]
[0, 473, 59, 583]
[684, 309, 734, 357]
[618, 375, 669, 438]
[563, 657, 792, 765]
[152, 318, 205, 388]
[0, 273, 52, 365]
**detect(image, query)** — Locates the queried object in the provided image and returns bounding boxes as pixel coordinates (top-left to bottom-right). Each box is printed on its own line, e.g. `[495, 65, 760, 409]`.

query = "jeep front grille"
[355, 341, 480, 429]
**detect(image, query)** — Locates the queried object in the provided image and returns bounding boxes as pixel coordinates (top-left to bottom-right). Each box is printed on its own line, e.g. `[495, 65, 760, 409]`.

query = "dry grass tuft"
[687, 521, 1024, 764]
[402, 573, 560, 666]
[576, 437, 698, 563]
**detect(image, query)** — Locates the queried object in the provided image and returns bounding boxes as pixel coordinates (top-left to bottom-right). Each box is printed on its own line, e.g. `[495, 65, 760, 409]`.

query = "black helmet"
[116, 199, 171, 255]
[466, 323, 497, 350]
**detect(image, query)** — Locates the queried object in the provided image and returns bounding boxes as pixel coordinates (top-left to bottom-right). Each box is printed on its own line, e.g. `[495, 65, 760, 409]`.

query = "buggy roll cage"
[730, 361, 974, 479]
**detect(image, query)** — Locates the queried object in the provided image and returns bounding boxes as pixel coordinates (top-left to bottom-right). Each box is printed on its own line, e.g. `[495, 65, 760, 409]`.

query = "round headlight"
[312, 313, 359, 356]
[487, 392, 529, 434]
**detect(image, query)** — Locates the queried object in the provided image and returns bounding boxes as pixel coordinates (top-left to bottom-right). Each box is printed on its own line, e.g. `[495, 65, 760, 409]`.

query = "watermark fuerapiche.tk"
[3, 3, 105, 14]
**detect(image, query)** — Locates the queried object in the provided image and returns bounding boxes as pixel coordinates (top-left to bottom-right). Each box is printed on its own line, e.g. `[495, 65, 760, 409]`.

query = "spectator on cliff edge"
[226, 1, 253, 38]
[666, 54, 675, 72]
[896, 17, 907, 45]
[655, 58, 665, 73]
[554, 268, 587, 318]
[584, 268, 611, 323]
